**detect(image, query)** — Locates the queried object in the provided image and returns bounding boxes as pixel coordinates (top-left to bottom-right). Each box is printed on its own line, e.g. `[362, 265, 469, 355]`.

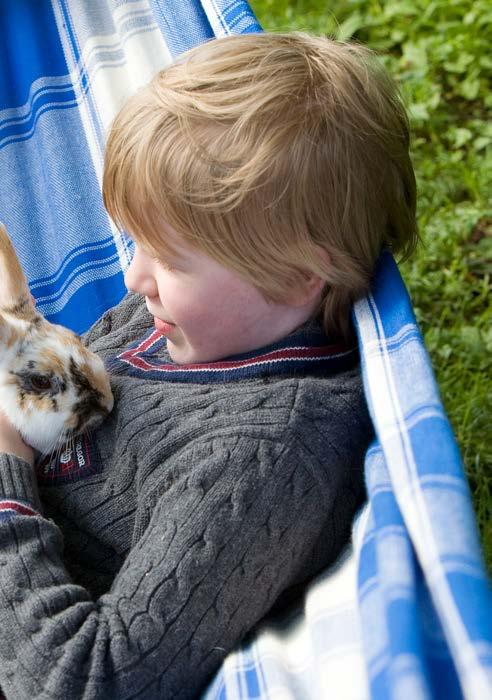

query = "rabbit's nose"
[83, 401, 112, 432]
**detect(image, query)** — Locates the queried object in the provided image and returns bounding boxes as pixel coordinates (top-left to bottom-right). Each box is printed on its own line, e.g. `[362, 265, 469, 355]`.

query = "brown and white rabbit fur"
[0, 223, 113, 455]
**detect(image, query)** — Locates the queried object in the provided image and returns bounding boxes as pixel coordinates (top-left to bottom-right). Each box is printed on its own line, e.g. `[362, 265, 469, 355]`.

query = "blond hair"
[103, 32, 417, 338]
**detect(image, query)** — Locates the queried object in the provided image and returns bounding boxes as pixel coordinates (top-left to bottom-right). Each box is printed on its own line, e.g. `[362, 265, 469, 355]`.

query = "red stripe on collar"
[117, 330, 351, 374]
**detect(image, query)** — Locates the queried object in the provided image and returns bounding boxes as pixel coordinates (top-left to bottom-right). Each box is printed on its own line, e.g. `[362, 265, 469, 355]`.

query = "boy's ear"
[285, 246, 330, 308]
[285, 274, 326, 308]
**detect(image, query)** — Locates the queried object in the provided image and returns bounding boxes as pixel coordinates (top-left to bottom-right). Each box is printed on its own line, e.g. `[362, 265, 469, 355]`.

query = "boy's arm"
[0, 434, 331, 699]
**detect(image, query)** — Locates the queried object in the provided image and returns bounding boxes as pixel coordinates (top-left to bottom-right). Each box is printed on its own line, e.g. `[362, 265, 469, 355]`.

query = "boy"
[0, 32, 416, 699]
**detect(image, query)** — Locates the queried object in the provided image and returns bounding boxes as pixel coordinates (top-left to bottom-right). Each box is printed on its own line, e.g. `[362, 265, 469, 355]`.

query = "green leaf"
[335, 13, 364, 41]
[480, 56, 492, 70]
[458, 77, 481, 100]
[484, 327, 492, 354]
[402, 42, 428, 71]
[443, 54, 475, 74]
[438, 344, 453, 360]
[450, 128, 473, 149]
[460, 326, 485, 354]
[384, 1, 419, 18]
[474, 137, 492, 152]
[408, 102, 430, 121]
[427, 87, 442, 110]
[475, 236, 492, 259]
[390, 28, 406, 44]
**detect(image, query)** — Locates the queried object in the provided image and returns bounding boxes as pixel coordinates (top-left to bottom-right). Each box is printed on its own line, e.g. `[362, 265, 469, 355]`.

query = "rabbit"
[0, 223, 113, 456]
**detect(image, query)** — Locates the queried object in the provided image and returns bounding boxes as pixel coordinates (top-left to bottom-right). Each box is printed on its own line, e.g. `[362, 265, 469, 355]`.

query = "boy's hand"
[0, 411, 34, 465]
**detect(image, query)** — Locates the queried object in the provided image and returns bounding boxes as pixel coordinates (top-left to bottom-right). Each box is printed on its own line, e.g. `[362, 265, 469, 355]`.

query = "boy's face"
[124, 223, 314, 364]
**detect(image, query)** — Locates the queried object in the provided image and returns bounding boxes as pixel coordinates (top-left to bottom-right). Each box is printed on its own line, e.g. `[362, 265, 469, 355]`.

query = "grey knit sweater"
[0, 292, 372, 699]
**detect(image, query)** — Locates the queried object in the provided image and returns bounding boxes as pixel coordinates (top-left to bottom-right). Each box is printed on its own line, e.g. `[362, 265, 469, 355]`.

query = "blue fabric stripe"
[33, 249, 121, 305]
[0, 1, 68, 109]
[149, 0, 214, 56]
[0, 84, 80, 147]
[369, 250, 419, 339]
[0, 511, 20, 522]
[29, 237, 118, 288]
[244, 651, 262, 697]
[212, 0, 262, 34]
[48, 269, 127, 333]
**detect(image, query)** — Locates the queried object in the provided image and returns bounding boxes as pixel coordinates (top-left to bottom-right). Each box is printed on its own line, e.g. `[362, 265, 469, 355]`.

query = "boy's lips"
[154, 317, 176, 335]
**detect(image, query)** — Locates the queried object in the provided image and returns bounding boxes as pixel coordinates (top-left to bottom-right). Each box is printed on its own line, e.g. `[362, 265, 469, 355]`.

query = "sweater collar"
[107, 323, 358, 383]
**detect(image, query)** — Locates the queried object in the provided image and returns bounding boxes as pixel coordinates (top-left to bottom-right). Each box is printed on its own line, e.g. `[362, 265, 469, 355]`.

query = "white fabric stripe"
[220, 650, 245, 700]
[361, 323, 418, 353]
[51, 0, 105, 168]
[201, 0, 232, 37]
[378, 408, 446, 439]
[353, 296, 410, 466]
[76, 25, 172, 133]
[33, 251, 119, 304]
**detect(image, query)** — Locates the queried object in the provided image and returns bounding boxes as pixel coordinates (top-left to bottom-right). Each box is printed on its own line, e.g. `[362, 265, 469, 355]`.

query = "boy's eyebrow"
[121, 231, 179, 261]
[155, 252, 185, 267]
[142, 242, 188, 267]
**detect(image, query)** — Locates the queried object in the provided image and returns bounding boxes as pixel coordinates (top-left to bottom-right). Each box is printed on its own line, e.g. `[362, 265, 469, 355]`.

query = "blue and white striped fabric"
[0, 3, 490, 699]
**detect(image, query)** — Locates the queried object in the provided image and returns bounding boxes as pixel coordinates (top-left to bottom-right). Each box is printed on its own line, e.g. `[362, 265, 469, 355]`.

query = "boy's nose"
[124, 248, 157, 297]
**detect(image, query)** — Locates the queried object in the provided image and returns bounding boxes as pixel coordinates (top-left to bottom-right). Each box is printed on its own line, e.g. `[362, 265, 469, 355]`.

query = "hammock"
[0, 2, 490, 698]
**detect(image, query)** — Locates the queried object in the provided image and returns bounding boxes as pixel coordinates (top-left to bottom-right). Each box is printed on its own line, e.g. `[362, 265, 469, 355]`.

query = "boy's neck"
[238, 296, 323, 356]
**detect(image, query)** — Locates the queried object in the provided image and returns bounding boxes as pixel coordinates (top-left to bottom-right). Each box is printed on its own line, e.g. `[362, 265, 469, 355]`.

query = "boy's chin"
[166, 338, 198, 365]
[166, 337, 222, 365]
[165, 339, 183, 364]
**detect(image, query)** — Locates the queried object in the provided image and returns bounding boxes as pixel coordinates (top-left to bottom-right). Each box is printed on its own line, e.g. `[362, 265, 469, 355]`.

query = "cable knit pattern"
[0, 293, 372, 699]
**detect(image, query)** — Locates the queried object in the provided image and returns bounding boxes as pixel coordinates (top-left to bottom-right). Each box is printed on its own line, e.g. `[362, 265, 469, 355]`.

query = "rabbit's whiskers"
[43, 431, 72, 464]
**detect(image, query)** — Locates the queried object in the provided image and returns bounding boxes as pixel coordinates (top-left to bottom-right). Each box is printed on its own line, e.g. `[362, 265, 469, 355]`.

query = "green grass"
[250, 0, 492, 572]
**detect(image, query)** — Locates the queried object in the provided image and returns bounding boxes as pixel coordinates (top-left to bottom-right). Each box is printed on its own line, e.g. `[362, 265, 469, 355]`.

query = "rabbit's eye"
[30, 375, 53, 392]
[13, 369, 63, 396]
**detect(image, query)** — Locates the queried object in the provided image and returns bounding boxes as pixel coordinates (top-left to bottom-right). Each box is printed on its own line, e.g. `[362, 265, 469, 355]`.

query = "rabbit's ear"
[0, 223, 37, 321]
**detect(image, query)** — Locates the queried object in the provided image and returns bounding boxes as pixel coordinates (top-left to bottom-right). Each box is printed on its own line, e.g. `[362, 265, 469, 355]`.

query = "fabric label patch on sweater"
[35, 433, 103, 485]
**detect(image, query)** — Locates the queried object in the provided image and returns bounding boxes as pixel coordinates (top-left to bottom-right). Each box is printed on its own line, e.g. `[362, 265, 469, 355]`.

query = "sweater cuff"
[0, 453, 43, 514]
